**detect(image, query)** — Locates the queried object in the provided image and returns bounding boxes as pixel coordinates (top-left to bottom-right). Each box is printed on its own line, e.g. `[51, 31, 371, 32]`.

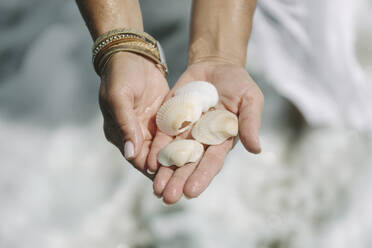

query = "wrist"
[188, 54, 246, 68]
[188, 0, 256, 68]
[101, 51, 150, 76]
[185, 57, 247, 79]
[188, 44, 247, 68]
[188, 36, 247, 68]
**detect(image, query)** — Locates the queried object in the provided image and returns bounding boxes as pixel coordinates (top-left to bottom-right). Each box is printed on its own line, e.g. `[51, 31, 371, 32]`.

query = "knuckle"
[118, 122, 131, 135]
[244, 88, 264, 107]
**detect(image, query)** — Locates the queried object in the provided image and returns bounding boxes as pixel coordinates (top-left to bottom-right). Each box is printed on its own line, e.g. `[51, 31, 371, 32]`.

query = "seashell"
[158, 139, 204, 167]
[192, 109, 238, 145]
[156, 93, 203, 136]
[174, 81, 219, 112]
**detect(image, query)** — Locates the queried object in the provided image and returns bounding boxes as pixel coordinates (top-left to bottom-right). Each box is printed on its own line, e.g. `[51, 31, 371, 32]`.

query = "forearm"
[189, 0, 257, 66]
[76, 0, 143, 40]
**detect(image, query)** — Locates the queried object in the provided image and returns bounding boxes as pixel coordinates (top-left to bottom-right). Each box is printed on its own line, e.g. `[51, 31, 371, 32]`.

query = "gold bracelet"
[92, 28, 167, 77]
[92, 32, 157, 61]
[93, 38, 159, 65]
[95, 42, 166, 76]
[93, 28, 157, 50]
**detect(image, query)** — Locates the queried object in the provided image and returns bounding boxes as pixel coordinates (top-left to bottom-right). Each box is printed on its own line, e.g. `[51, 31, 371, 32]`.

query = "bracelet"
[93, 28, 157, 49]
[92, 28, 168, 77]
[96, 42, 164, 76]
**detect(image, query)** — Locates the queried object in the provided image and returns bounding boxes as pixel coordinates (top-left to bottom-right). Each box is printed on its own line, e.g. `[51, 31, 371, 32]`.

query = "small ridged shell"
[156, 93, 202, 136]
[174, 81, 219, 112]
[192, 109, 238, 145]
[158, 139, 204, 167]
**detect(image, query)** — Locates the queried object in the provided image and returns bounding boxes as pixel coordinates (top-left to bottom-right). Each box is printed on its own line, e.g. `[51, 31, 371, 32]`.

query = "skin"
[76, 0, 169, 178]
[148, 0, 263, 204]
[149, 61, 263, 203]
[100, 52, 169, 179]
[76, 0, 263, 204]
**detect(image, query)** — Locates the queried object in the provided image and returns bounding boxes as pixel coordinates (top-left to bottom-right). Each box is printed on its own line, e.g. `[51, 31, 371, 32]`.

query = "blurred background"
[1, 0, 372, 247]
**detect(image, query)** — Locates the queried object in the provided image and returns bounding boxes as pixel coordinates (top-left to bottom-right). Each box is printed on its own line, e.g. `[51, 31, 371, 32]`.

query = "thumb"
[106, 89, 144, 160]
[238, 92, 264, 154]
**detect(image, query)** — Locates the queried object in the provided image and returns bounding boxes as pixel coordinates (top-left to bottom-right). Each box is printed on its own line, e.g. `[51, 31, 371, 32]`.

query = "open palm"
[147, 60, 264, 203]
[99, 52, 169, 178]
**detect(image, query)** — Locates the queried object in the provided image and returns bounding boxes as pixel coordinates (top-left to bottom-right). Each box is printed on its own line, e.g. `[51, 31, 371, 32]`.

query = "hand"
[99, 52, 169, 178]
[147, 60, 264, 203]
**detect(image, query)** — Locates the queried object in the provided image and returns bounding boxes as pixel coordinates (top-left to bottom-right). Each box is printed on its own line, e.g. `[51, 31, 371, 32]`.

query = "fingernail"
[124, 141, 134, 159]
[147, 169, 156, 175]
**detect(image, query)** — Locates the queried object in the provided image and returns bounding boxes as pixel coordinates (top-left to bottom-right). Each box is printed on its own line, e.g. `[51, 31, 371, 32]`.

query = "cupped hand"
[99, 52, 169, 178]
[147, 60, 264, 203]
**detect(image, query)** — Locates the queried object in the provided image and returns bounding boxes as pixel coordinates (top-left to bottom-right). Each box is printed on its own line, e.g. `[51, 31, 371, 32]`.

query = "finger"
[146, 77, 195, 172]
[146, 125, 193, 173]
[184, 140, 233, 198]
[162, 162, 199, 204]
[238, 92, 264, 154]
[147, 131, 173, 173]
[131, 140, 157, 180]
[104, 84, 144, 160]
[153, 166, 174, 197]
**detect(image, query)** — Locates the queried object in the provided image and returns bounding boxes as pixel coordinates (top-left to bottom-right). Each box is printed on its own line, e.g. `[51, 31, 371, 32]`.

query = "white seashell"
[192, 109, 238, 145]
[156, 93, 203, 136]
[174, 81, 219, 112]
[158, 139, 204, 167]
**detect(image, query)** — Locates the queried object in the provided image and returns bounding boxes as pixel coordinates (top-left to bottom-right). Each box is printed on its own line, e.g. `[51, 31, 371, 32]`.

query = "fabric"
[249, 0, 372, 130]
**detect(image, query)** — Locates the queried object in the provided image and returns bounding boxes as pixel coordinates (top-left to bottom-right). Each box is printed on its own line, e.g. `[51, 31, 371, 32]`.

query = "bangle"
[96, 42, 164, 76]
[92, 28, 168, 77]
[93, 28, 157, 49]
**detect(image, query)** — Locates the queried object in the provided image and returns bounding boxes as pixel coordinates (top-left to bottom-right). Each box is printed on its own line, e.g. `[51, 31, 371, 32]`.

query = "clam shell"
[174, 81, 219, 112]
[156, 93, 202, 136]
[191, 109, 238, 145]
[158, 139, 204, 167]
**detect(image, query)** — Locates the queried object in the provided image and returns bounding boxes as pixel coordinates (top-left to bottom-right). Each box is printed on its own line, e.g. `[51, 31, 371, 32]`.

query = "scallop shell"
[156, 93, 202, 136]
[191, 109, 238, 145]
[158, 139, 204, 167]
[174, 81, 219, 112]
